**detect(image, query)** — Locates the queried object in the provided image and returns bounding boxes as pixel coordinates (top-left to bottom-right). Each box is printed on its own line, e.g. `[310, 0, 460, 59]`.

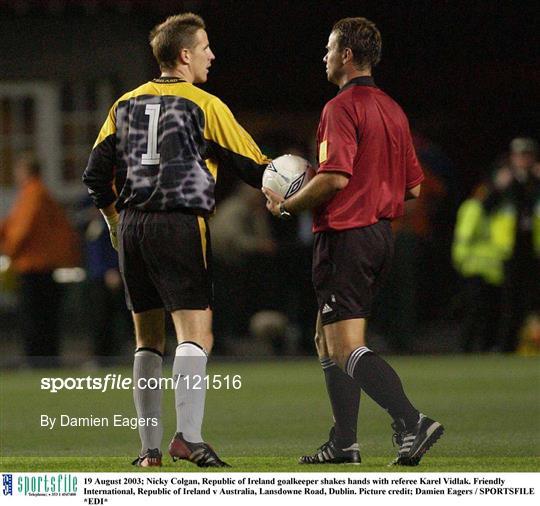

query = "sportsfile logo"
[16, 474, 77, 496]
[2, 474, 13, 496]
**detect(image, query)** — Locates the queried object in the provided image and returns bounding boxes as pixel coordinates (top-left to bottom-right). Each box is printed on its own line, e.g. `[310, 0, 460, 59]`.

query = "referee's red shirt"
[313, 76, 424, 233]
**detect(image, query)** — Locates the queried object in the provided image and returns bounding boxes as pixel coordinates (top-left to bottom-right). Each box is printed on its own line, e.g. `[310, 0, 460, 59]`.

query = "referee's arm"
[266, 171, 349, 216]
[404, 123, 424, 201]
[406, 184, 421, 200]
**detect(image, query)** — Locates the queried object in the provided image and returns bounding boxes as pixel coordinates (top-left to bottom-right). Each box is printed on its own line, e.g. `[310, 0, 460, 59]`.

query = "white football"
[262, 154, 312, 199]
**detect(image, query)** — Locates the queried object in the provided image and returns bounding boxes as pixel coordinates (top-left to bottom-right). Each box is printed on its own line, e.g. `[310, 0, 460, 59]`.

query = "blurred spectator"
[210, 185, 277, 348]
[413, 132, 457, 201]
[372, 166, 447, 351]
[264, 139, 318, 354]
[452, 183, 505, 352]
[410, 132, 458, 322]
[370, 131, 458, 352]
[0, 153, 80, 366]
[516, 313, 540, 356]
[82, 201, 131, 365]
[487, 138, 540, 351]
[249, 310, 290, 356]
[290, 209, 318, 354]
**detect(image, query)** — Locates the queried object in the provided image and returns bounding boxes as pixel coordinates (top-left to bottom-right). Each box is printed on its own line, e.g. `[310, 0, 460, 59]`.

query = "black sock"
[320, 357, 360, 446]
[345, 346, 419, 429]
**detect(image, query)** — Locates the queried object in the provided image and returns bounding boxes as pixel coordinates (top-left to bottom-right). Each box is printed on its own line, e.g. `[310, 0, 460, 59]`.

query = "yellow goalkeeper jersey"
[83, 76, 270, 213]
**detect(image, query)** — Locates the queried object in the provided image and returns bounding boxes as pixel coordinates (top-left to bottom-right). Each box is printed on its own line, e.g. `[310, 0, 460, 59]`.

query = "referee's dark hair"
[149, 12, 205, 71]
[332, 17, 382, 70]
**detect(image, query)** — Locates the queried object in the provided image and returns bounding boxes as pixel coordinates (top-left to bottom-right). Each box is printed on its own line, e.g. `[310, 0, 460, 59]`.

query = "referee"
[84, 13, 270, 467]
[264, 17, 443, 466]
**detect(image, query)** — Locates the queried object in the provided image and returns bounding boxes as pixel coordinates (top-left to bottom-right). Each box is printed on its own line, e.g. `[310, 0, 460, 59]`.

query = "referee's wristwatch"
[278, 202, 292, 220]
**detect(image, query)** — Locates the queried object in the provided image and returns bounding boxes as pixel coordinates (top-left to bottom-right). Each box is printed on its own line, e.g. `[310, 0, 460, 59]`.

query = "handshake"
[262, 154, 312, 219]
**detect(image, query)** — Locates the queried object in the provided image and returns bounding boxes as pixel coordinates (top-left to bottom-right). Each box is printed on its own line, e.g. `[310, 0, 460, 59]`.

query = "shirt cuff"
[317, 165, 352, 176]
[406, 173, 424, 189]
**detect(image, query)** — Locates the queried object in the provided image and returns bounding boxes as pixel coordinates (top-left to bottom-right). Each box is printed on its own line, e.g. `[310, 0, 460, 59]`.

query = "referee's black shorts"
[118, 208, 212, 313]
[312, 219, 394, 325]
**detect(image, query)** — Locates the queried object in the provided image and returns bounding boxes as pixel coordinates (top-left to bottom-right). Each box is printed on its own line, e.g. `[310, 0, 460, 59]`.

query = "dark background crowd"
[0, 1, 539, 366]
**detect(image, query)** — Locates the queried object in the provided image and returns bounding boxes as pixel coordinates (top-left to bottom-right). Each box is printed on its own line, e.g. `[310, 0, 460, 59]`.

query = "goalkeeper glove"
[104, 213, 120, 251]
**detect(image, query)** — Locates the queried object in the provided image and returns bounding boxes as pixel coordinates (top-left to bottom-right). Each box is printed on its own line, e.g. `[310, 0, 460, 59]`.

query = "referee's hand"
[262, 187, 283, 217]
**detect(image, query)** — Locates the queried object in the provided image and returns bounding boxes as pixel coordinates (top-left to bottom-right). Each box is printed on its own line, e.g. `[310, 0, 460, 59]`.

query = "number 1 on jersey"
[142, 103, 161, 165]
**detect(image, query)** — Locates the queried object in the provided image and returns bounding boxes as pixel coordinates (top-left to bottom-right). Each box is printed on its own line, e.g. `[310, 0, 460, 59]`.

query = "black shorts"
[118, 208, 212, 313]
[313, 220, 394, 325]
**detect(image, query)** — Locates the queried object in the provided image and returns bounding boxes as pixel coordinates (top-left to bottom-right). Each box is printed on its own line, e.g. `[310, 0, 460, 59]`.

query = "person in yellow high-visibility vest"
[488, 138, 540, 351]
[453, 184, 507, 352]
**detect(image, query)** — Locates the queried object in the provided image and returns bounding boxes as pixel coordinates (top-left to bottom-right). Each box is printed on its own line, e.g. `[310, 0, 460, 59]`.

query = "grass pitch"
[1, 355, 539, 472]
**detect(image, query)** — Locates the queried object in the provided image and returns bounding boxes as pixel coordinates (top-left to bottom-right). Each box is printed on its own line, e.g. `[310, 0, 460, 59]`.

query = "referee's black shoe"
[168, 432, 230, 468]
[390, 414, 444, 466]
[299, 427, 361, 464]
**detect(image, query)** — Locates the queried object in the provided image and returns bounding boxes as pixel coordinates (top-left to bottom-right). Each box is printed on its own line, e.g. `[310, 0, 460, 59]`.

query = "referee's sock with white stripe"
[173, 341, 208, 443]
[320, 357, 360, 446]
[133, 348, 163, 452]
[346, 346, 419, 430]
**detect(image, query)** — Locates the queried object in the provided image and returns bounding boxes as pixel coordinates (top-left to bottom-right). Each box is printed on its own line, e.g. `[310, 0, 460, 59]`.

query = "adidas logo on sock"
[322, 304, 333, 314]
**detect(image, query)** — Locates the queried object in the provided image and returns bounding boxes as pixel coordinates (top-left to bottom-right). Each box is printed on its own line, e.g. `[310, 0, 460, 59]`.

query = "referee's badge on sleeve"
[319, 139, 328, 163]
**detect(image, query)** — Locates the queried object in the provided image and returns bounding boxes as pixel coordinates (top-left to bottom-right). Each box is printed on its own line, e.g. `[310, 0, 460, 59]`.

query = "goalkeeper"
[83, 12, 269, 467]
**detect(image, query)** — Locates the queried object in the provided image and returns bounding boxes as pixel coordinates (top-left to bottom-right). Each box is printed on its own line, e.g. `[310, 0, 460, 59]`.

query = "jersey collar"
[152, 77, 187, 84]
[338, 76, 377, 94]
